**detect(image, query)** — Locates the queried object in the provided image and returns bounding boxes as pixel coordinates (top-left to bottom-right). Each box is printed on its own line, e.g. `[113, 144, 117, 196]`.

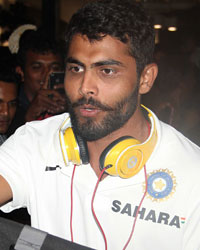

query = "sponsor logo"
[45, 165, 61, 171]
[111, 200, 184, 229]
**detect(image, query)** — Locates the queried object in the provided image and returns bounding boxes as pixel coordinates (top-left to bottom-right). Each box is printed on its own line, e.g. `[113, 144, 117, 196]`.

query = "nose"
[79, 71, 98, 97]
[0, 102, 9, 116]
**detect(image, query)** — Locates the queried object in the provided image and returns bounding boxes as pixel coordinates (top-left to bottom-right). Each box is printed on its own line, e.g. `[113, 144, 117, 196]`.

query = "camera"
[48, 72, 65, 95]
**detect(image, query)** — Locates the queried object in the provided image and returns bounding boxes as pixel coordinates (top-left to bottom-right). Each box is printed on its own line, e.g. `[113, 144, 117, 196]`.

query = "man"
[0, 47, 31, 225]
[0, 47, 18, 144]
[0, 81, 17, 145]
[0, 1, 200, 249]
[7, 28, 68, 135]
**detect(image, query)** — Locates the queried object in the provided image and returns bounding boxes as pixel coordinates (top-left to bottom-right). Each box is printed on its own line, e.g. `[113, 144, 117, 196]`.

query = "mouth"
[0, 119, 9, 123]
[78, 104, 102, 117]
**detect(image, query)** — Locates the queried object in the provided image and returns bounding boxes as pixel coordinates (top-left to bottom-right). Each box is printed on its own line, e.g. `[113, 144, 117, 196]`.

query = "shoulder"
[14, 113, 70, 137]
[3, 113, 71, 153]
[0, 113, 71, 165]
[153, 112, 200, 173]
[159, 120, 200, 156]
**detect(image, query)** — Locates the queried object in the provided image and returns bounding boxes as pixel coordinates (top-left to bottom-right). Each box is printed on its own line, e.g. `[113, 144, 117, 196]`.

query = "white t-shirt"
[0, 110, 200, 250]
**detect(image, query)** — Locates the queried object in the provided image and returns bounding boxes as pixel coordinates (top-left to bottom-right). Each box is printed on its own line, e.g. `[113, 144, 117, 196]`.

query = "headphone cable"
[122, 165, 148, 249]
[70, 120, 151, 248]
[122, 120, 150, 249]
[91, 168, 108, 250]
[70, 164, 77, 242]
[70, 165, 107, 247]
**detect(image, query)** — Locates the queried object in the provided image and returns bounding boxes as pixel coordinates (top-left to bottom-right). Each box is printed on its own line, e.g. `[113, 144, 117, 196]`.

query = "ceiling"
[140, 0, 200, 13]
[14, 0, 200, 22]
[1, 0, 200, 51]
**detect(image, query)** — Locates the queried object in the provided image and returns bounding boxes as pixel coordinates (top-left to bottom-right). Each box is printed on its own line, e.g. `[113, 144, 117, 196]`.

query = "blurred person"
[143, 53, 200, 144]
[0, 46, 30, 225]
[0, 47, 18, 144]
[7, 28, 68, 135]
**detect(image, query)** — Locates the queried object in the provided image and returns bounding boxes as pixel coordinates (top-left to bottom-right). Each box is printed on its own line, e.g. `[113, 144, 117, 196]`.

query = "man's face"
[65, 34, 139, 141]
[0, 81, 17, 134]
[21, 51, 63, 101]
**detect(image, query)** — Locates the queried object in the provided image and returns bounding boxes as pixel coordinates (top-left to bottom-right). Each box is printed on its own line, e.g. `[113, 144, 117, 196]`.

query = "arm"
[25, 89, 68, 122]
[0, 175, 13, 206]
[0, 124, 36, 211]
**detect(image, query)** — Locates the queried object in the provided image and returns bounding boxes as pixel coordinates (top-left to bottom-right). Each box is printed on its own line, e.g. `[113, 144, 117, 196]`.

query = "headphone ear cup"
[75, 133, 89, 164]
[63, 127, 89, 165]
[99, 136, 142, 178]
[99, 136, 133, 170]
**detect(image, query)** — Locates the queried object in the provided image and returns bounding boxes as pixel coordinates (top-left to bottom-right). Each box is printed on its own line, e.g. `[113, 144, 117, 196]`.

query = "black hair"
[65, 0, 155, 77]
[17, 28, 64, 70]
[0, 46, 18, 84]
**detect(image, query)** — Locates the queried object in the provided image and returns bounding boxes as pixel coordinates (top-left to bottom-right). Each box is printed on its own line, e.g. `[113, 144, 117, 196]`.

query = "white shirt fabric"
[0, 109, 200, 250]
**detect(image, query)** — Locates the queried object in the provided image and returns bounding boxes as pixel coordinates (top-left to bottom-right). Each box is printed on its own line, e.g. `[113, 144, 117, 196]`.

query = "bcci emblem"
[144, 169, 177, 202]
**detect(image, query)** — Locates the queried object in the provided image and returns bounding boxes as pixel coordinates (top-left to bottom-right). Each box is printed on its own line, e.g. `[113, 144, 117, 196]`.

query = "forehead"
[0, 81, 17, 100]
[26, 50, 62, 63]
[67, 34, 133, 64]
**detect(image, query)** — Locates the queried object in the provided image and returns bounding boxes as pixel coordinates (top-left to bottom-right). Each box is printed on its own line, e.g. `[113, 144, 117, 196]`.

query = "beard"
[66, 85, 139, 141]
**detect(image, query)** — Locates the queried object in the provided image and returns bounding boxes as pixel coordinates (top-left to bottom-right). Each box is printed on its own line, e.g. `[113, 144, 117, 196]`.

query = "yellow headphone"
[59, 105, 157, 178]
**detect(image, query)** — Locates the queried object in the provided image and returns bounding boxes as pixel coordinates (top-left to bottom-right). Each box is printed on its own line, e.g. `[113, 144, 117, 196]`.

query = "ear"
[15, 66, 24, 82]
[139, 63, 158, 94]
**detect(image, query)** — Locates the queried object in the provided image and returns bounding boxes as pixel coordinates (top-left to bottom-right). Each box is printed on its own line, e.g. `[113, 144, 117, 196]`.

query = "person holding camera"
[7, 27, 67, 135]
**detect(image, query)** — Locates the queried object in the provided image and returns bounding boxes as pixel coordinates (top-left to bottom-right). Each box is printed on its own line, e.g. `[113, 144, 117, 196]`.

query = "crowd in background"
[0, 25, 67, 226]
[143, 35, 200, 146]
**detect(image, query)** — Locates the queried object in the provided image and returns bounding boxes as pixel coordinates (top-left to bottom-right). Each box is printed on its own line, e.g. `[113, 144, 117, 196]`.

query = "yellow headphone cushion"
[99, 136, 143, 178]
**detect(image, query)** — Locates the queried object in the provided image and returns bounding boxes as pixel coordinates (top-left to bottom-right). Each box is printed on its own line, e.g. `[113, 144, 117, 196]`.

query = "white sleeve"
[0, 125, 31, 212]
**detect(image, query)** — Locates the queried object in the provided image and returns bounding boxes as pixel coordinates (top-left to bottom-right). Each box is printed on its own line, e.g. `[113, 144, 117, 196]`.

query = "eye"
[67, 65, 84, 73]
[8, 100, 18, 107]
[101, 68, 116, 75]
[31, 63, 42, 70]
[51, 64, 62, 72]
